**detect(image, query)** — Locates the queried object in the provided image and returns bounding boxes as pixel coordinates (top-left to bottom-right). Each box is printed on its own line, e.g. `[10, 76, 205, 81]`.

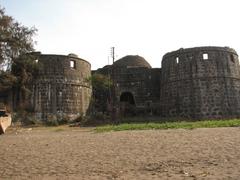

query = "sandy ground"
[1, 127, 240, 180]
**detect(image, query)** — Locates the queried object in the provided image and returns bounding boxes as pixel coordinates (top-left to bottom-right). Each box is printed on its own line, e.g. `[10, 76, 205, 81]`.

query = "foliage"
[0, 70, 17, 91]
[12, 110, 41, 126]
[44, 114, 69, 126]
[12, 111, 71, 127]
[87, 73, 112, 114]
[11, 53, 40, 97]
[87, 73, 112, 90]
[95, 119, 240, 132]
[0, 6, 37, 104]
[0, 7, 36, 70]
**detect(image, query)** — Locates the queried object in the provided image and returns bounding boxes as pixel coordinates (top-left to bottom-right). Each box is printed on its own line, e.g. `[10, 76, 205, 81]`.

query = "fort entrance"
[120, 92, 135, 105]
[120, 92, 136, 116]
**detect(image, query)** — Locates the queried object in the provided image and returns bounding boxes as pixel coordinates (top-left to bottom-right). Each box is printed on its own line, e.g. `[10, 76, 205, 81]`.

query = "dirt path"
[1, 127, 240, 179]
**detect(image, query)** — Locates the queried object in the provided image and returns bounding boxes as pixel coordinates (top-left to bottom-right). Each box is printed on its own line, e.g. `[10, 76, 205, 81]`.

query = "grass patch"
[95, 119, 240, 132]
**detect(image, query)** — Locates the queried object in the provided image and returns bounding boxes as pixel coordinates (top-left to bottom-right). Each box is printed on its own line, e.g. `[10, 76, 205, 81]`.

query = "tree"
[0, 6, 37, 108]
[87, 73, 112, 114]
[0, 71, 17, 91]
[0, 7, 36, 70]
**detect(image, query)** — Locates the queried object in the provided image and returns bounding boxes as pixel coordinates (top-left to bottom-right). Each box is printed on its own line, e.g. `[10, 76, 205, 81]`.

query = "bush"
[45, 114, 69, 126]
[74, 113, 111, 126]
[12, 110, 41, 126]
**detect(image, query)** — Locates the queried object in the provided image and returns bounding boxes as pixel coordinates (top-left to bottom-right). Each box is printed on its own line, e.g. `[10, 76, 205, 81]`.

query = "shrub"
[12, 110, 41, 126]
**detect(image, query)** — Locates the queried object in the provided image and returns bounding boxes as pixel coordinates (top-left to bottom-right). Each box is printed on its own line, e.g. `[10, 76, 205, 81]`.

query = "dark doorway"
[120, 92, 135, 105]
[120, 92, 136, 117]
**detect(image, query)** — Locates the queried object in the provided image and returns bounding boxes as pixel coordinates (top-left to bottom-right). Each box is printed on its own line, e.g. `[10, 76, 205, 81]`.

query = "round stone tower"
[31, 53, 92, 121]
[161, 46, 240, 119]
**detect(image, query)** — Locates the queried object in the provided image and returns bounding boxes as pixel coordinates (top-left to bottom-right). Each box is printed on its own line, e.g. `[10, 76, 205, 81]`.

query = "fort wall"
[160, 46, 240, 119]
[114, 67, 161, 107]
[31, 53, 92, 121]
[5, 46, 240, 121]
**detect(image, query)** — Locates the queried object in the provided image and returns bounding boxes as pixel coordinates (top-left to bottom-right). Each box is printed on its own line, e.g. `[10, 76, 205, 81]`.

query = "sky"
[1, 0, 240, 70]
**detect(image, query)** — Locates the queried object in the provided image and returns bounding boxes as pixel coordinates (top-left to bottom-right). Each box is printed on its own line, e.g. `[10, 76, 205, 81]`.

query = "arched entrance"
[119, 92, 136, 116]
[120, 92, 135, 105]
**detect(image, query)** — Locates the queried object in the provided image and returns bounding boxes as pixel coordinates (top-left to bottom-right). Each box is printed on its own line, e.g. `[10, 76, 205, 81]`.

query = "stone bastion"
[30, 53, 92, 121]
[160, 46, 240, 119]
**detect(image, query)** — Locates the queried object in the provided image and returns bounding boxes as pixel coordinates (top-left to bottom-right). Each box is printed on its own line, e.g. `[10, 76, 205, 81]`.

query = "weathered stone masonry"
[113, 56, 161, 108]
[97, 46, 240, 119]
[2, 46, 240, 121]
[160, 46, 240, 119]
[96, 55, 161, 115]
[31, 53, 92, 121]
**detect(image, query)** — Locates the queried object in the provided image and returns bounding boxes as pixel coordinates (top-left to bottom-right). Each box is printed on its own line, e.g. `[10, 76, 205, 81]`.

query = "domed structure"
[94, 54, 159, 115]
[113, 55, 152, 68]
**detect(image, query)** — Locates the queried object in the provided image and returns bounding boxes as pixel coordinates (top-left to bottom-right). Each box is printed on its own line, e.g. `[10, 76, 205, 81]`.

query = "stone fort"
[2, 46, 240, 120]
[97, 46, 240, 119]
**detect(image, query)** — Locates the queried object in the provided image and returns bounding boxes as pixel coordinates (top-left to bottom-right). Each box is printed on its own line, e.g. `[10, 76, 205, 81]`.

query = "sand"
[1, 127, 240, 180]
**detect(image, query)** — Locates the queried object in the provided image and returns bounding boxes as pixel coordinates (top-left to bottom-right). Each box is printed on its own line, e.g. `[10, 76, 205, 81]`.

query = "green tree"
[0, 6, 37, 100]
[0, 7, 36, 70]
[0, 71, 17, 91]
[0, 6, 38, 110]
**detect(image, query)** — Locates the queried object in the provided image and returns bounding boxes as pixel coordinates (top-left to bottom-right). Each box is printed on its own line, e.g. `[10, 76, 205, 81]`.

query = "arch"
[119, 92, 136, 117]
[120, 92, 135, 105]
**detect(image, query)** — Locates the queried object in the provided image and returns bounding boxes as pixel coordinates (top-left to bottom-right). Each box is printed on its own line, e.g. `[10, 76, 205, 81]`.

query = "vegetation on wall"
[87, 73, 112, 114]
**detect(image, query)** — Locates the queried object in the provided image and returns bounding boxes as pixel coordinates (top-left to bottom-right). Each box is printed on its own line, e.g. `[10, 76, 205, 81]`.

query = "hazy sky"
[1, 0, 240, 69]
